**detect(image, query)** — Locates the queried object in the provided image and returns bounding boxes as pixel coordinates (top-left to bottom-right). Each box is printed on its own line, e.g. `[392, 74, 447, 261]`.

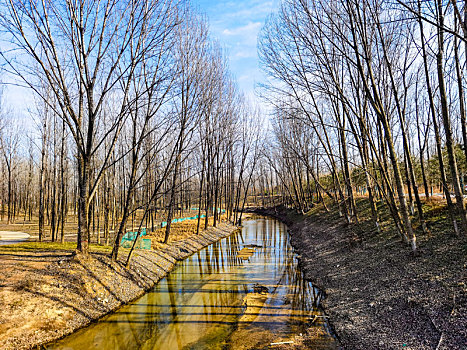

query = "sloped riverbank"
[0, 223, 237, 350]
[249, 205, 467, 350]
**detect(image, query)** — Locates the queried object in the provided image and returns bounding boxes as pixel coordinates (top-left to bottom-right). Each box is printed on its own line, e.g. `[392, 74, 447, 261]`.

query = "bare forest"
[0, 0, 466, 349]
[258, 0, 467, 250]
[0, 0, 261, 262]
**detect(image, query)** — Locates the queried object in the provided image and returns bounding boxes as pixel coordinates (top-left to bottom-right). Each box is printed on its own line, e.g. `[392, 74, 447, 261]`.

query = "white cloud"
[223, 1, 274, 21]
[235, 50, 256, 58]
[222, 21, 262, 36]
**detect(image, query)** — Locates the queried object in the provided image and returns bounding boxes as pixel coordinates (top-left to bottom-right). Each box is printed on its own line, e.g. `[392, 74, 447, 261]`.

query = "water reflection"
[49, 216, 336, 350]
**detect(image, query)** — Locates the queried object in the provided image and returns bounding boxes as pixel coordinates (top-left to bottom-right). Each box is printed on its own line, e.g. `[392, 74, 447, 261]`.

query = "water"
[49, 216, 337, 349]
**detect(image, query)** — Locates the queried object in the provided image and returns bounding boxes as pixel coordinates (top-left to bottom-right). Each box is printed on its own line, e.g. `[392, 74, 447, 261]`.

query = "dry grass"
[0, 241, 113, 254]
[0, 212, 227, 254]
[0, 215, 79, 236]
[304, 195, 458, 241]
[147, 215, 228, 250]
[0, 209, 204, 243]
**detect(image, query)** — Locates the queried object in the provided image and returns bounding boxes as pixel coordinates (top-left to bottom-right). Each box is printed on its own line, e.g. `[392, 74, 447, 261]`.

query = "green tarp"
[120, 228, 150, 250]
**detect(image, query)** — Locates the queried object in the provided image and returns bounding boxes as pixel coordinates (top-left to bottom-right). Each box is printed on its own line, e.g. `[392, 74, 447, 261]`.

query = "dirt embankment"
[0, 223, 237, 350]
[250, 206, 467, 350]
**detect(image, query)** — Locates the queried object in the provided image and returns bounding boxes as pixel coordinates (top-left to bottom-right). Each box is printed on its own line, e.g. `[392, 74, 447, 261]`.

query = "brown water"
[49, 216, 337, 349]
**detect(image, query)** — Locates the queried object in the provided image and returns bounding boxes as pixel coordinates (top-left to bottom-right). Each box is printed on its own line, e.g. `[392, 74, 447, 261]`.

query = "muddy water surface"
[50, 216, 337, 349]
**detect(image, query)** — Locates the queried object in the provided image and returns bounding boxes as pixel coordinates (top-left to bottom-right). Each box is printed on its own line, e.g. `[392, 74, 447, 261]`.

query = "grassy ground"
[0, 215, 228, 251]
[0, 209, 204, 243]
[306, 196, 461, 246]
[0, 241, 113, 253]
[147, 215, 227, 249]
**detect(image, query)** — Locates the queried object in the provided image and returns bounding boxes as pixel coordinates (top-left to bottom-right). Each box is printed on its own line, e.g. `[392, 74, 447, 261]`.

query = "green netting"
[121, 237, 151, 249]
[139, 238, 151, 249]
[120, 228, 149, 249]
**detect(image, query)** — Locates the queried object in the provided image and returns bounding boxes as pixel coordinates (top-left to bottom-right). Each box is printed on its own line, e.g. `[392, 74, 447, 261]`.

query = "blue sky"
[191, 0, 278, 103]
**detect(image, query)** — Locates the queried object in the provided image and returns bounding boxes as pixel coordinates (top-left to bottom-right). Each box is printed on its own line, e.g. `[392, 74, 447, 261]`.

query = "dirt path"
[0, 223, 237, 350]
[252, 206, 467, 350]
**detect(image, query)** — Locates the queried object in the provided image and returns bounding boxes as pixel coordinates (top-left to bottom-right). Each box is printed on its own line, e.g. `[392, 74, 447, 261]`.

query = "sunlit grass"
[0, 212, 229, 254]
[0, 209, 203, 237]
[147, 215, 227, 248]
[305, 195, 457, 240]
[0, 241, 113, 253]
